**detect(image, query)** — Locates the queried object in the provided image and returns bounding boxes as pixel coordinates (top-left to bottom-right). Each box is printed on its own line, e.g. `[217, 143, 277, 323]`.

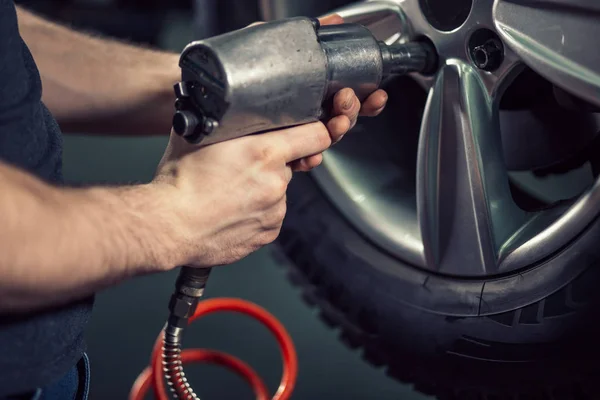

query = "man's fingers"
[333, 88, 357, 113]
[319, 14, 344, 25]
[327, 115, 351, 143]
[283, 164, 293, 182]
[261, 122, 332, 163]
[290, 159, 304, 172]
[359, 90, 388, 116]
[291, 154, 324, 172]
[305, 153, 324, 169]
[332, 88, 361, 128]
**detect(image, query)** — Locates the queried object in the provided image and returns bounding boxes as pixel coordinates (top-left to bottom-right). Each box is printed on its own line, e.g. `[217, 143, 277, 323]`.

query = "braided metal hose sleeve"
[163, 324, 199, 400]
[129, 298, 298, 400]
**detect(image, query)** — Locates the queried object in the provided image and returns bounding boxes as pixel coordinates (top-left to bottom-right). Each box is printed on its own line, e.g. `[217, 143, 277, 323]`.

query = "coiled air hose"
[129, 267, 298, 400]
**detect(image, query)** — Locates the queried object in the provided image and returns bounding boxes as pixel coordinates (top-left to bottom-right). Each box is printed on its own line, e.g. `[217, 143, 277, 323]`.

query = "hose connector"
[167, 267, 211, 328]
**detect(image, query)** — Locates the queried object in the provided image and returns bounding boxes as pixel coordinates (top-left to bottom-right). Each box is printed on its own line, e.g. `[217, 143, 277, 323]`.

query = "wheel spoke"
[416, 62, 525, 275]
[332, 1, 411, 44]
[494, 0, 600, 108]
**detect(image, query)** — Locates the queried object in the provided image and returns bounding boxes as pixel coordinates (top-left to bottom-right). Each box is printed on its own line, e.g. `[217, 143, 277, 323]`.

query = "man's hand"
[153, 14, 388, 268]
[155, 123, 334, 268]
[291, 14, 388, 171]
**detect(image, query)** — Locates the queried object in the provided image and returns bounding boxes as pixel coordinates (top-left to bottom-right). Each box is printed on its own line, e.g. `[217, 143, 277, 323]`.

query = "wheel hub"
[312, 0, 600, 277]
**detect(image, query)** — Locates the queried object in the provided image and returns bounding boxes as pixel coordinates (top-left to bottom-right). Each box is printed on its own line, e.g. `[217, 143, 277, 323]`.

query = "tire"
[275, 143, 600, 397]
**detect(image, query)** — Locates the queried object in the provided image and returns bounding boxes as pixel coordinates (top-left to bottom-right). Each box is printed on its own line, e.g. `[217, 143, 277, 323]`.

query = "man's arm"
[16, 9, 388, 139]
[0, 117, 342, 313]
[0, 161, 176, 312]
[16, 6, 178, 135]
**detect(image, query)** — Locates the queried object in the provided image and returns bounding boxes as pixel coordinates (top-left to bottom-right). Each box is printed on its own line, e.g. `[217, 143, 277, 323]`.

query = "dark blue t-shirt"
[0, 1, 93, 396]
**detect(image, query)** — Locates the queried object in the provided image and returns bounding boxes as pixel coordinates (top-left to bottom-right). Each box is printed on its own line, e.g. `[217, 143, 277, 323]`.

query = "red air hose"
[129, 298, 298, 400]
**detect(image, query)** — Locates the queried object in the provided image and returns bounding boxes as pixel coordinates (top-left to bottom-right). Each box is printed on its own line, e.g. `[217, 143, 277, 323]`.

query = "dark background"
[14, 0, 431, 398]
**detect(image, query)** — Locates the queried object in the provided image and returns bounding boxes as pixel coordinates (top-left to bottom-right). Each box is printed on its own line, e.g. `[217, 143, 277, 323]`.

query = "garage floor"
[62, 136, 431, 400]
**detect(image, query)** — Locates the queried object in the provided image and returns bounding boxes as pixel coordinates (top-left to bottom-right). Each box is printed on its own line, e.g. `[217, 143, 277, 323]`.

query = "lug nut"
[468, 29, 504, 72]
[472, 39, 503, 71]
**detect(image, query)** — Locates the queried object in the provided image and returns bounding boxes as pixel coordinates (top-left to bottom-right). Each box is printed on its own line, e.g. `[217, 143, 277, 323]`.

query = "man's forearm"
[16, 7, 179, 135]
[0, 162, 176, 312]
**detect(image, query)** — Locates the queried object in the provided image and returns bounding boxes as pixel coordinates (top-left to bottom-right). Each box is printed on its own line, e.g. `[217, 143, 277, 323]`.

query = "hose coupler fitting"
[167, 267, 212, 329]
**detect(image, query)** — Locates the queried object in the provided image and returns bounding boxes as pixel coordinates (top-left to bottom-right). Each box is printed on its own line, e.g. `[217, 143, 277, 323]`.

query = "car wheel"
[275, 0, 600, 398]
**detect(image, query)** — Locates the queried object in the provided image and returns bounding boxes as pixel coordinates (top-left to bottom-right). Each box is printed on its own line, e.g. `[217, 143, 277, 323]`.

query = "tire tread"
[275, 174, 599, 398]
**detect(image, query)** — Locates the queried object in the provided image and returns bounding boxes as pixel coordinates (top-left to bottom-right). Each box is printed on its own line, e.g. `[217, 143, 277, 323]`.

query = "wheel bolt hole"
[419, 0, 473, 32]
[468, 29, 504, 72]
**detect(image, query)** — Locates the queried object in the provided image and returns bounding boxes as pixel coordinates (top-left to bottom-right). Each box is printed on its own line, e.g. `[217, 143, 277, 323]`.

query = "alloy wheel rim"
[312, 0, 600, 277]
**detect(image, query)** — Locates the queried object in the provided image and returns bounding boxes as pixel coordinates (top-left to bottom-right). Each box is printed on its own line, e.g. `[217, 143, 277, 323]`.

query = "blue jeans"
[28, 353, 90, 400]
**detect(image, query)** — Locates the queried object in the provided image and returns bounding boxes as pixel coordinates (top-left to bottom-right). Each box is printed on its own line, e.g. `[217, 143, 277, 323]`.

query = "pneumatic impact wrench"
[164, 17, 437, 399]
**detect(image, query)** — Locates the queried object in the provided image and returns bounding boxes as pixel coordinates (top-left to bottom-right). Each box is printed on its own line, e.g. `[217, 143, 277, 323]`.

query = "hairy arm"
[0, 161, 176, 312]
[16, 6, 179, 135]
